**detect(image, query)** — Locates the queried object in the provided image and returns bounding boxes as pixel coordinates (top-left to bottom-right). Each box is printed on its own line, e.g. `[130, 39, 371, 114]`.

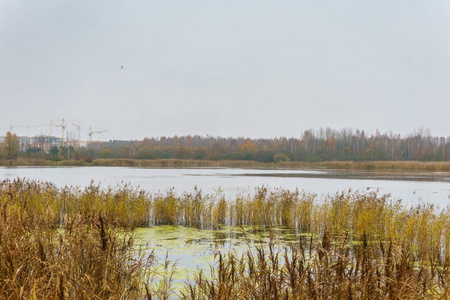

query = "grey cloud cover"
[1, 0, 449, 140]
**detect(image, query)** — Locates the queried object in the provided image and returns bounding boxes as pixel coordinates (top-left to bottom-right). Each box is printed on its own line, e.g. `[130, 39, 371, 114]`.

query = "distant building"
[0, 135, 80, 153]
[18, 136, 33, 151]
[31, 135, 62, 152]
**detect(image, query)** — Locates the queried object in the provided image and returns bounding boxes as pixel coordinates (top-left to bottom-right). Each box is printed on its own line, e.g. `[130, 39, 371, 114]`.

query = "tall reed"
[1, 178, 450, 299]
[0, 179, 155, 298]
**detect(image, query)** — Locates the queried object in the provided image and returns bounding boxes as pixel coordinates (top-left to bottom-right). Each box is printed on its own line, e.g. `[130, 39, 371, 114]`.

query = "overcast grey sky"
[1, 0, 449, 141]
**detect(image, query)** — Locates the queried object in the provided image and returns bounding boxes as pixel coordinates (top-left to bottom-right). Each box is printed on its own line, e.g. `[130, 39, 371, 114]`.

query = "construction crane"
[54, 119, 80, 147]
[9, 124, 42, 135]
[54, 119, 66, 146]
[88, 127, 108, 142]
[72, 122, 81, 147]
[40, 120, 56, 136]
[42, 119, 78, 138]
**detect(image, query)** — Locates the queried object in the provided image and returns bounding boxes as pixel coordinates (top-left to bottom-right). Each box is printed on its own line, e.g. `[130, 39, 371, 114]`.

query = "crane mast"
[54, 119, 66, 146]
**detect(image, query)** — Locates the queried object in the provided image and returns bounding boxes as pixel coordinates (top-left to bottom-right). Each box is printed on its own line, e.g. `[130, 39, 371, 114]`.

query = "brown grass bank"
[1, 157, 449, 171]
[89, 158, 450, 171]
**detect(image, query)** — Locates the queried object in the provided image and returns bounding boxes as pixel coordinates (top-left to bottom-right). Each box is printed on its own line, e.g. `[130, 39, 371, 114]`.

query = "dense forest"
[15, 128, 450, 162]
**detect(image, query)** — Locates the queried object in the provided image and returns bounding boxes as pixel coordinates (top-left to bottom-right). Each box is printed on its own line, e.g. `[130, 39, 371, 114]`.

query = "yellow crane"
[88, 127, 108, 142]
[52, 119, 82, 147]
[40, 120, 56, 136]
[54, 119, 66, 146]
[9, 124, 42, 135]
[63, 121, 82, 148]
[72, 122, 81, 143]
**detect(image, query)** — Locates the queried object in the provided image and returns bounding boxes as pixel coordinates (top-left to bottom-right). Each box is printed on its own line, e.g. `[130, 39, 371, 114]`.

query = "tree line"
[3, 128, 450, 162]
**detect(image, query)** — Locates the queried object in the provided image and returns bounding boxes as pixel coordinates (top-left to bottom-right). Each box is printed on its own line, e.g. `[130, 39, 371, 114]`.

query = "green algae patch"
[132, 225, 298, 280]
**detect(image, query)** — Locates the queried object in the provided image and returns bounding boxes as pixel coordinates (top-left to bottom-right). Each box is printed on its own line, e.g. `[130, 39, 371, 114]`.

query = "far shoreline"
[1, 158, 449, 172]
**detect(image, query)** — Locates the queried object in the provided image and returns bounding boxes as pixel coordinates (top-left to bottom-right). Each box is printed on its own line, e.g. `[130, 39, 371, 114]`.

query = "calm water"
[134, 225, 299, 285]
[0, 166, 449, 207]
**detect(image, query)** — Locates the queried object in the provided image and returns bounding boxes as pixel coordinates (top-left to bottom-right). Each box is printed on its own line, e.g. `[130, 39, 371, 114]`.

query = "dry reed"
[1, 178, 450, 299]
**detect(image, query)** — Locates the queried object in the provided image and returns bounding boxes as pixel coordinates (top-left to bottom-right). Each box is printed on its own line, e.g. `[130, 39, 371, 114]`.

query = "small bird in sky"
[121, 66, 124, 69]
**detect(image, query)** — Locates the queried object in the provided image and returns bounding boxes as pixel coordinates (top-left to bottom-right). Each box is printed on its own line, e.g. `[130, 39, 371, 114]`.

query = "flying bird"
[121, 66, 124, 69]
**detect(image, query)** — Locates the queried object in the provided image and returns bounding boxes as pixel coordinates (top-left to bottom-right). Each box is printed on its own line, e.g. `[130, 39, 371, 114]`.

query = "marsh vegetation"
[1, 179, 450, 299]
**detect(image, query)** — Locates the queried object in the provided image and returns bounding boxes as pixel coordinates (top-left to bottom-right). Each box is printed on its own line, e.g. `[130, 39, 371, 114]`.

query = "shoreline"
[0, 158, 450, 172]
[1, 158, 450, 171]
[0, 158, 449, 171]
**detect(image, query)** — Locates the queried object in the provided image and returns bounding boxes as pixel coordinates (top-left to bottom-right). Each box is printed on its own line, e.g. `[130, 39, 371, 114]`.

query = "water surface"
[0, 166, 449, 207]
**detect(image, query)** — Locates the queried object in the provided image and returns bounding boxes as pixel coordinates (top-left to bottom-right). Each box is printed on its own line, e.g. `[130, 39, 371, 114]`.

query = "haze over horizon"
[1, 1, 449, 141]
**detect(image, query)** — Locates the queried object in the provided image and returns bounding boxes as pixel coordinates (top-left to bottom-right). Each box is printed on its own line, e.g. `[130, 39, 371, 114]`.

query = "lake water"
[0, 166, 449, 207]
[1, 166, 449, 284]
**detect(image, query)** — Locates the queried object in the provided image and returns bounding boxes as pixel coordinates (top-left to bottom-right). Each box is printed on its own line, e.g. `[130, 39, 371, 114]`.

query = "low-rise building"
[31, 135, 62, 153]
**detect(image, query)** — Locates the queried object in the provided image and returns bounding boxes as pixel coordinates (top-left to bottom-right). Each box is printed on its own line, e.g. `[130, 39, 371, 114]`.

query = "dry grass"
[75, 159, 450, 171]
[0, 183, 155, 298]
[1, 178, 450, 299]
[4, 157, 450, 171]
